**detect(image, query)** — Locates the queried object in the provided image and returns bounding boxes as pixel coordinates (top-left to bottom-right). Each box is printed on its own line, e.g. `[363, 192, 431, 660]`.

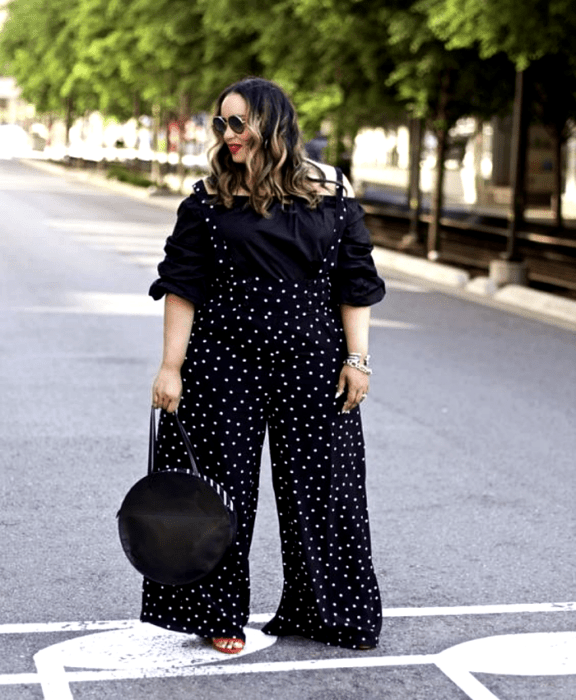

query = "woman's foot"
[212, 637, 245, 654]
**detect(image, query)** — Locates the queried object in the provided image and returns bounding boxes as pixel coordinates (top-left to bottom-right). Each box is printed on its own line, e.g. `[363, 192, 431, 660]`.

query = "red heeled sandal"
[212, 637, 245, 654]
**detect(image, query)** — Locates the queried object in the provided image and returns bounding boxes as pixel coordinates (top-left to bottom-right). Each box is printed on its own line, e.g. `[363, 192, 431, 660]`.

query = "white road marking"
[0, 619, 137, 635]
[439, 631, 576, 676]
[0, 613, 274, 636]
[436, 632, 576, 700]
[2, 652, 433, 686]
[380, 601, 576, 617]
[0, 604, 574, 699]
[1, 602, 574, 636]
[32, 626, 277, 700]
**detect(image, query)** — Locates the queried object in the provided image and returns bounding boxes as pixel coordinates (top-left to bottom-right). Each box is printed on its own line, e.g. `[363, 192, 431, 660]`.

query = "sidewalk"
[373, 247, 576, 332]
[353, 164, 576, 224]
[21, 157, 576, 332]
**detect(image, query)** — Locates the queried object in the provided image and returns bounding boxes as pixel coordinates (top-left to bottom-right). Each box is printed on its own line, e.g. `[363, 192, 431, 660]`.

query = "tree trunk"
[164, 113, 172, 182]
[177, 93, 190, 193]
[46, 113, 54, 148]
[505, 69, 529, 260]
[331, 109, 349, 178]
[473, 120, 487, 205]
[151, 104, 161, 184]
[428, 125, 448, 259]
[427, 69, 453, 259]
[64, 96, 74, 150]
[407, 117, 423, 241]
[551, 123, 563, 230]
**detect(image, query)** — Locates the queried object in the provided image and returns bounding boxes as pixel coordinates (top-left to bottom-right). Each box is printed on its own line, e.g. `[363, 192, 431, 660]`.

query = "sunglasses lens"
[213, 115, 245, 135]
[229, 116, 245, 134]
[212, 117, 225, 134]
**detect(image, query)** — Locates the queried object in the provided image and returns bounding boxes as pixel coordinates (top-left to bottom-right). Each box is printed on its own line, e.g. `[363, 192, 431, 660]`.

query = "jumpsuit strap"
[192, 180, 233, 270]
[317, 167, 348, 277]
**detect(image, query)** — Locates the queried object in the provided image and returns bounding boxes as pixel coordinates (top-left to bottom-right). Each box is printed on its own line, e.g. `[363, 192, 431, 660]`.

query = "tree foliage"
[423, 0, 576, 69]
[0, 0, 404, 142]
[382, 0, 514, 251]
[1, 0, 573, 174]
[0, 0, 88, 116]
[423, 0, 576, 229]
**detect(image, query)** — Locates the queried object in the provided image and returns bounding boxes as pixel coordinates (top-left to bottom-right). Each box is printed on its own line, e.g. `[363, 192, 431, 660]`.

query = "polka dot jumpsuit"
[141, 173, 384, 650]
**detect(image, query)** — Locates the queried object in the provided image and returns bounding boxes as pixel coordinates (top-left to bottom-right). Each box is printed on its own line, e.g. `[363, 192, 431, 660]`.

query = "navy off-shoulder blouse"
[149, 181, 385, 307]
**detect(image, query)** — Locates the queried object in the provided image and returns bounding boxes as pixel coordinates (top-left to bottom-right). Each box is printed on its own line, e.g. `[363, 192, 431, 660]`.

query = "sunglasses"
[212, 115, 247, 135]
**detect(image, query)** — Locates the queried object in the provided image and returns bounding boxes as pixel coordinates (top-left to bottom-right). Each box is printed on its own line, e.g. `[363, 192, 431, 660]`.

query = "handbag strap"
[148, 407, 201, 477]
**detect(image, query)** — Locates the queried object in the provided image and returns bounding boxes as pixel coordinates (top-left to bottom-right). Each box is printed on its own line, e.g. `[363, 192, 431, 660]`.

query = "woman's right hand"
[152, 366, 183, 413]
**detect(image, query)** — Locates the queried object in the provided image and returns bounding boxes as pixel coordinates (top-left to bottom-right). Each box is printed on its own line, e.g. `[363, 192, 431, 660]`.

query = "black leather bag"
[117, 408, 237, 586]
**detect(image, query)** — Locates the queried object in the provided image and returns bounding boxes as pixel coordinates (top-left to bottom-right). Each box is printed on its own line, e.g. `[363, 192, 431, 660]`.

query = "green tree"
[529, 54, 576, 229]
[385, 2, 514, 255]
[196, 0, 401, 170]
[62, 0, 148, 122]
[0, 0, 90, 143]
[244, 0, 403, 180]
[424, 0, 576, 248]
[1, 0, 210, 177]
[425, 0, 575, 68]
[196, 0, 357, 158]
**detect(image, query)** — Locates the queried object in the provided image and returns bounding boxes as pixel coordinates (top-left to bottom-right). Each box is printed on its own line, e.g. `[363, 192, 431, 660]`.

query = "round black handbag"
[117, 408, 237, 586]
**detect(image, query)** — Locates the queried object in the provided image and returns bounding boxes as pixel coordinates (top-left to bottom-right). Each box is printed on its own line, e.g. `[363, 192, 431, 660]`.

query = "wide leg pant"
[141, 275, 382, 649]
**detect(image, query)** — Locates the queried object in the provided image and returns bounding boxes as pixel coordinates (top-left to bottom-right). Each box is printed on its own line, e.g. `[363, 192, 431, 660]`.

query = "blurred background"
[1, 0, 575, 294]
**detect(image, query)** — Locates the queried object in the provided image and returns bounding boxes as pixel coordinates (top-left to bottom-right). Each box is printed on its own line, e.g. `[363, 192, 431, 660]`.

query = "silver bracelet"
[347, 352, 370, 364]
[344, 357, 373, 375]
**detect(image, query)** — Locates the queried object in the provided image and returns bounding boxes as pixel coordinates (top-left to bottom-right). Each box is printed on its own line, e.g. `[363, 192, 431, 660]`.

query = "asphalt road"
[0, 158, 575, 700]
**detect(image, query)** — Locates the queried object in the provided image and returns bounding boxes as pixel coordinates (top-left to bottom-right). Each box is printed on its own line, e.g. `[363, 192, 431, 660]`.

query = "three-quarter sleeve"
[334, 199, 386, 306]
[149, 195, 212, 306]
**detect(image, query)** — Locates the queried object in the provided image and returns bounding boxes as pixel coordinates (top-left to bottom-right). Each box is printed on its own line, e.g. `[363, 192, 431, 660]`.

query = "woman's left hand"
[336, 364, 370, 413]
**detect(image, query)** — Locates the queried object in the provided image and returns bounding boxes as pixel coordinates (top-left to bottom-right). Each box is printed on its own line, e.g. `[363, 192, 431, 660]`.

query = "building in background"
[352, 119, 576, 213]
[0, 76, 34, 125]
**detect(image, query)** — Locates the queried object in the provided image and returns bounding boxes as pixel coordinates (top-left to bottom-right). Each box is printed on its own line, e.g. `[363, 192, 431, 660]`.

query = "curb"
[372, 247, 470, 288]
[374, 250, 576, 331]
[19, 157, 576, 332]
[493, 285, 576, 325]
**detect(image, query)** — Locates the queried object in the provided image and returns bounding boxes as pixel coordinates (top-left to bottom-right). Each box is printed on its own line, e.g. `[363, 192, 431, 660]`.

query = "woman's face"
[219, 93, 252, 164]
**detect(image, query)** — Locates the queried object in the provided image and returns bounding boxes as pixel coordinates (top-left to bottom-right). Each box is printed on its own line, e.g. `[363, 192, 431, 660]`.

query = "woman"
[144, 77, 385, 654]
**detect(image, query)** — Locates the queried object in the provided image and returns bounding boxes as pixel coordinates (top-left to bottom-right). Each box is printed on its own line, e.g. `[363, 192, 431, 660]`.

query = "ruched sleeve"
[148, 195, 212, 306]
[334, 199, 386, 306]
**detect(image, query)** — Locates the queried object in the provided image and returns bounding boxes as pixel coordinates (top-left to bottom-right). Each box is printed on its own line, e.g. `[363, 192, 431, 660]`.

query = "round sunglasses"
[212, 115, 247, 135]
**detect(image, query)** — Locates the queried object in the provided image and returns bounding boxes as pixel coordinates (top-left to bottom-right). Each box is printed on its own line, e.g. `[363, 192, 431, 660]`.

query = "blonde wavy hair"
[207, 77, 330, 216]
